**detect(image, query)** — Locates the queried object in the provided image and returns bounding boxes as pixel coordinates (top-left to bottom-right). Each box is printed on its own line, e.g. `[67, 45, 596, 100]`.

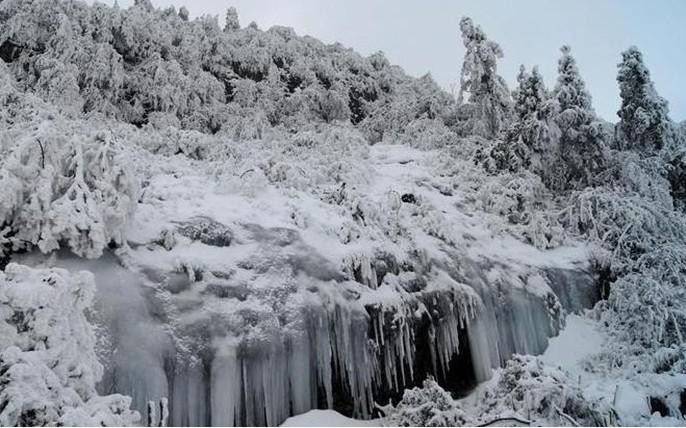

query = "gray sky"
[106, 0, 686, 122]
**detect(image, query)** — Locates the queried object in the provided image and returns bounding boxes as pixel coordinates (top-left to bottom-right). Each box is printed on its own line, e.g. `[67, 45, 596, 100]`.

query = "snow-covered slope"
[17, 141, 598, 425]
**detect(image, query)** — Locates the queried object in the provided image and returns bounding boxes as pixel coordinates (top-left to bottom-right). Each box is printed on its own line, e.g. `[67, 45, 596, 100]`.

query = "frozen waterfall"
[20, 236, 598, 427]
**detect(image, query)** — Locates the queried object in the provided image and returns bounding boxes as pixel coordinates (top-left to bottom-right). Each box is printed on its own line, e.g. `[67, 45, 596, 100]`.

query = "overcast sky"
[105, 0, 686, 122]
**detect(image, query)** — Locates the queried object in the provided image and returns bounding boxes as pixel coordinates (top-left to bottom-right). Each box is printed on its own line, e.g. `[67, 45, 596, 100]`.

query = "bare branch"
[37, 138, 45, 169]
[478, 416, 531, 427]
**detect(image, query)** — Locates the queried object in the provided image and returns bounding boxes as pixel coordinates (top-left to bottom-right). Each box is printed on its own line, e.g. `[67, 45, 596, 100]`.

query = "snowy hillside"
[1, 0, 686, 427]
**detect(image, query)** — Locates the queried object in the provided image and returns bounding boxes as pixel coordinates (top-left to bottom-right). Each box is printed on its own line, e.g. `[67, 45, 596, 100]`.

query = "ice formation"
[3, 137, 602, 427]
[18, 249, 594, 426]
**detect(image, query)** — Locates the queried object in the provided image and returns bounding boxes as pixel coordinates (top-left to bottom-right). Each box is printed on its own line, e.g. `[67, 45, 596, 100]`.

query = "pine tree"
[458, 17, 511, 139]
[224, 7, 240, 32]
[616, 46, 672, 153]
[553, 45, 605, 190]
[511, 66, 556, 152]
[488, 66, 557, 175]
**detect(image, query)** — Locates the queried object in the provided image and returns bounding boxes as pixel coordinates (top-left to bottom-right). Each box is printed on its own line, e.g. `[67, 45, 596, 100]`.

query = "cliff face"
[16, 142, 597, 426]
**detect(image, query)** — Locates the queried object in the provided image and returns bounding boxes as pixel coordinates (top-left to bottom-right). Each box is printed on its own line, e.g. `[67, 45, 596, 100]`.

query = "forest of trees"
[1, 0, 685, 425]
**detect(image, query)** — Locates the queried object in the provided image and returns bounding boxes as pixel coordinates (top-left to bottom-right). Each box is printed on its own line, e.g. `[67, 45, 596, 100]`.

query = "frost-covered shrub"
[0, 120, 139, 258]
[475, 174, 563, 249]
[477, 355, 615, 426]
[380, 378, 467, 427]
[258, 125, 372, 193]
[0, 263, 139, 426]
[606, 245, 686, 348]
[664, 140, 686, 211]
[382, 357, 614, 427]
[475, 137, 530, 174]
[427, 139, 563, 250]
[399, 118, 456, 150]
[560, 187, 686, 271]
[360, 74, 454, 144]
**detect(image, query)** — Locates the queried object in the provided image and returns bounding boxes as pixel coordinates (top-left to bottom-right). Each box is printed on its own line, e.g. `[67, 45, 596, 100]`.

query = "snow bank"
[281, 409, 380, 427]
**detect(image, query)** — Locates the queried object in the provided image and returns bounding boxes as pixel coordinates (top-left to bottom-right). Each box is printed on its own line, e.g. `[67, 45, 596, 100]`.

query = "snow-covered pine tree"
[458, 17, 511, 140]
[616, 46, 672, 153]
[552, 45, 606, 190]
[224, 7, 240, 32]
[501, 65, 557, 175]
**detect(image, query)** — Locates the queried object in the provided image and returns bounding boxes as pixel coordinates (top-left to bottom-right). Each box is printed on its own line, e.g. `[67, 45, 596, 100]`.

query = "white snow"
[280, 410, 380, 427]
[540, 314, 605, 370]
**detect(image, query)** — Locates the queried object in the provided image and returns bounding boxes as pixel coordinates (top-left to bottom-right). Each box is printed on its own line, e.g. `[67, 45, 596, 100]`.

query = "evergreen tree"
[616, 46, 672, 153]
[458, 17, 511, 139]
[510, 66, 556, 155]
[224, 7, 240, 32]
[553, 45, 605, 190]
[487, 66, 556, 175]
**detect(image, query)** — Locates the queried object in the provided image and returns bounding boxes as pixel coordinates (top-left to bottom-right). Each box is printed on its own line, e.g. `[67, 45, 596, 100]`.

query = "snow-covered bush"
[474, 172, 563, 249]
[382, 357, 615, 427]
[425, 138, 564, 249]
[0, 263, 139, 426]
[380, 378, 467, 427]
[476, 355, 616, 426]
[360, 74, 454, 144]
[0, 64, 139, 259]
[0, 123, 139, 258]
[664, 139, 686, 211]
[560, 187, 686, 272]
[399, 118, 456, 150]
[605, 245, 686, 349]
[259, 124, 372, 194]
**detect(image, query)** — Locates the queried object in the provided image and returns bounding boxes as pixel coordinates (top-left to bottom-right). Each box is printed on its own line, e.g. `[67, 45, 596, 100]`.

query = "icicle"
[147, 399, 169, 427]
[147, 401, 157, 427]
[210, 349, 240, 426]
[345, 253, 379, 289]
[159, 398, 169, 427]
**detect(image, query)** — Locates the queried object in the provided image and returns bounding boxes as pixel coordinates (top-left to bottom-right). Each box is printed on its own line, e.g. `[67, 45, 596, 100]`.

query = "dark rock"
[543, 268, 599, 314]
[176, 216, 233, 247]
[649, 396, 670, 417]
[373, 252, 399, 286]
[401, 193, 417, 204]
[680, 390, 686, 417]
[210, 270, 234, 280]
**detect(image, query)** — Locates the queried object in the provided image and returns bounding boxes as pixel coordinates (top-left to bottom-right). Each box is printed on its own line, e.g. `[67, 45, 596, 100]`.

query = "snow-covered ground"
[540, 313, 605, 370]
[543, 314, 686, 427]
[281, 410, 380, 427]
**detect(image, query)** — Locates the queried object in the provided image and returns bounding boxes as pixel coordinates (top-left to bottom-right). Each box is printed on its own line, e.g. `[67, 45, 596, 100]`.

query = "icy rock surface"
[175, 216, 234, 247]
[17, 145, 597, 426]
